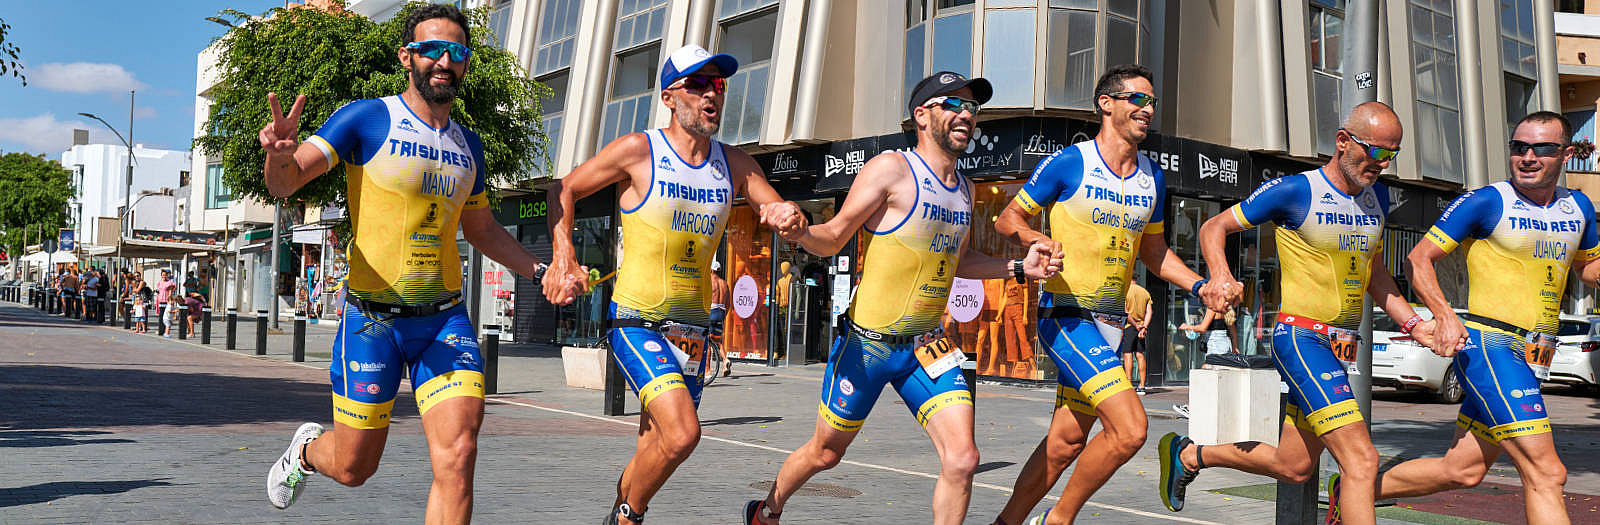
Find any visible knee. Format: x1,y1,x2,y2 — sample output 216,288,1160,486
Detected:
430,434,480,480
327,461,380,487
941,444,980,480
1338,447,1380,481
1107,422,1148,459
1281,462,1316,485
660,425,701,463
1442,461,1488,490
1523,459,1567,491
812,442,848,471
1045,434,1086,468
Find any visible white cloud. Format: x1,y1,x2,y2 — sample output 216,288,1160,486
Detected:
31,62,147,94
0,113,120,155
133,106,158,119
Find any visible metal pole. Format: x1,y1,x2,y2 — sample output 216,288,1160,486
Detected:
483,324,499,395
123,299,133,330
292,311,306,362
270,205,282,329
202,306,213,344
255,309,268,356
226,308,238,350
604,347,626,416
177,304,188,340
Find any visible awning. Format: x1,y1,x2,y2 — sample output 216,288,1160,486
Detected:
20,251,78,265
110,237,224,260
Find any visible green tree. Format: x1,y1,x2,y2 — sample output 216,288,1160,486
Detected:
0,153,73,257
195,1,551,209
0,16,24,86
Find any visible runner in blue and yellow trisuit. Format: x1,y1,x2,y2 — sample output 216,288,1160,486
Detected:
1157,102,1440,525
262,6,559,524
1352,111,1600,525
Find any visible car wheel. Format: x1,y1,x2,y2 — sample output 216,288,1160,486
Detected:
1434,364,1464,404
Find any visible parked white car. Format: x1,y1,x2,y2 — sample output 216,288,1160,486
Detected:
1372,308,1597,402
1548,315,1600,389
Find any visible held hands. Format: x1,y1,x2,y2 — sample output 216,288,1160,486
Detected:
760,201,807,241
541,256,590,306
1022,241,1063,279
1199,276,1243,312
1423,315,1469,358
260,93,307,158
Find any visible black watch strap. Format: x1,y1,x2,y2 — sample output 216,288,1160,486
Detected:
533,263,549,281
1011,259,1026,283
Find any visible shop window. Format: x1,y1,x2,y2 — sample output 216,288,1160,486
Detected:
724,205,773,360
714,2,779,145
941,182,1049,381
556,215,613,346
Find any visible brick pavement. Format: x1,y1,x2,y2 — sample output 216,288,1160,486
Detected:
4,300,1597,523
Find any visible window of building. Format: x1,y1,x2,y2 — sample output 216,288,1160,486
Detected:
599,0,665,151
1410,0,1465,183
487,0,513,49
205,163,230,209
1499,0,1538,124
1045,1,1153,110
532,0,582,175
537,72,569,172
179,170,191,188
982,6,1034,107
905,0,974,98
1310,0,1345,156
714,0,779,145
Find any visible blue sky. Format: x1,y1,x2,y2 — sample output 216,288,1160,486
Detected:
0,1,285,157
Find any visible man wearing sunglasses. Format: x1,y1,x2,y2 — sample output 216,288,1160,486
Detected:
987,64,1212,525
1157,102,1439,525
1349,112,1600,524
743,71,1061,525
542,44,806,525
260,6,558,524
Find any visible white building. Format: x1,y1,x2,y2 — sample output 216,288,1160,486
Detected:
59,143,189,246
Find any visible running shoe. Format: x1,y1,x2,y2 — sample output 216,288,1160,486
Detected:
1136,386,1148,395
1158,432,1200,512
1325,472,1342,525
1021,510,1049,525
267,422,323,509
744,499,778,524
1172,404,1190,419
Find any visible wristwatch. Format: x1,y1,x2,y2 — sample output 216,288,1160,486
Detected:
533,262,549,281
1190,278,1208,297
1010,259,1026,283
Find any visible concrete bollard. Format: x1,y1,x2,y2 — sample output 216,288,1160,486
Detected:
961,352,978,401
226,308,238,350
292,312,306,362
483,325,499,395
201,307,213,344
177,305,188,340
123,300,133,330
255,310,268,356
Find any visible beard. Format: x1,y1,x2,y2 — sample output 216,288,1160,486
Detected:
675,101,721,136
931,119,969,155
412,66,461,104
1336,152,1372,189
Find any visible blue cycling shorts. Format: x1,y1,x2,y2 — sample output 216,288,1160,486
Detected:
1038,308,1131,416
1455,325,1551,444
329,302,484,429
818,332,971,433
609,326,708,410
1272,322,1362,436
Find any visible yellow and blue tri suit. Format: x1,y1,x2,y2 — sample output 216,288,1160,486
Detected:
1425,181,1600,443
608,129,732,409
1232,168,1388,435
1013,140,1164,415
306,95,488,429
819,151,973,432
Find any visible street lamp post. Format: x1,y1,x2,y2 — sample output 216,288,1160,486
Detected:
80,90,136,309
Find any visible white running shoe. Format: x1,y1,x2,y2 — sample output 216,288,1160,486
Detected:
267,422,324,509
1172,404,1190,419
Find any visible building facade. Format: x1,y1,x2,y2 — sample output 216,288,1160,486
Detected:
59,143,190,246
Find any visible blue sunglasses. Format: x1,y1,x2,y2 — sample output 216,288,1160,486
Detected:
406,40,472,62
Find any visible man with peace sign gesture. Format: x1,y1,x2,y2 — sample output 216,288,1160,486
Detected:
261,6,567,524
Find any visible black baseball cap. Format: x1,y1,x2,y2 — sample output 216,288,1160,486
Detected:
907,71,993,116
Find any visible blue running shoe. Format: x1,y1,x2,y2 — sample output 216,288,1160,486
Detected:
1158,432,1199,511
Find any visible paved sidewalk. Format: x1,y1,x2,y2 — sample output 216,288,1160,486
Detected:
3,301,1595,523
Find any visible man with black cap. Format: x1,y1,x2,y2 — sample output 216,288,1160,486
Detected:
988,64,1217,525
742,72,1062,525
543,43,805,525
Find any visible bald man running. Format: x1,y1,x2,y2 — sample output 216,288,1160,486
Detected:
1155,102,1439,525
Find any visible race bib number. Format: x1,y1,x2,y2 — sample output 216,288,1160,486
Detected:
662,323,710,378
915,337,966,379
1328,327,1360,376
1523,332,1557,381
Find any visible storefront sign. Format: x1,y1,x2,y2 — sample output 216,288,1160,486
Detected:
491,191,549,226
946,277,984,323
733,274,760,319
955,118,1024,177
1384,181,1462,232
131,229,220,246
